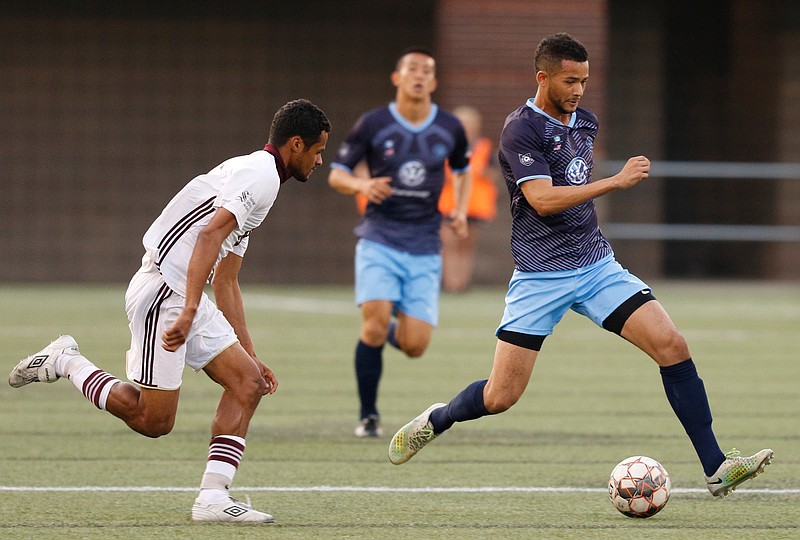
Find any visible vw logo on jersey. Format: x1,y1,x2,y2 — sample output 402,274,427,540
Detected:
565,157,589,185
398,160,426,187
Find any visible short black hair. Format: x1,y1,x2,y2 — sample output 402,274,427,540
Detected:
395,46,435,71
534,33,589,74
269,99,331,148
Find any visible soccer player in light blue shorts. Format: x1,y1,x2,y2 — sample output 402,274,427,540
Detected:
328,47,471,437
389,33,772,496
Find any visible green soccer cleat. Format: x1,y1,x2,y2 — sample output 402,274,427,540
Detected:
705,448,774,497
388,403,446,465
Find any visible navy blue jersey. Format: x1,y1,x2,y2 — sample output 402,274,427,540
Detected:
498,99,613,272
332,103,469,254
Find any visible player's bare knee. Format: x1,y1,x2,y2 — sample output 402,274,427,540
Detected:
402,342,428,358
658,330,690,363
361,321,389,347
236,372,266,409
483,391,518,414
133,415,175,438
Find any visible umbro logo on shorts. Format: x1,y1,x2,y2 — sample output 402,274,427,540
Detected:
27,355,48,369
224,505,248,517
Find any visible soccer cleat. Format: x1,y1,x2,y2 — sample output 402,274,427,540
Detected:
355,414,383,438
705,448,774,497
388,403,446,465
8,335,80,388
191,496,274,523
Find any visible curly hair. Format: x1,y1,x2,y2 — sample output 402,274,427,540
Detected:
269,99,331,148
534,33,589,74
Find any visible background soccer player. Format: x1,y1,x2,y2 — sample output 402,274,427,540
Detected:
328,47,472,438
9,99,331,522
389,34,773,498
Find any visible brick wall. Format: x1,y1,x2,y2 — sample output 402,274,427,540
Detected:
435,0,609,284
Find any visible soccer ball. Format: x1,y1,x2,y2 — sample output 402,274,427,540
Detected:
608,456,671,518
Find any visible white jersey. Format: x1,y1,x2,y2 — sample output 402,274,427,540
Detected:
141,150,281,296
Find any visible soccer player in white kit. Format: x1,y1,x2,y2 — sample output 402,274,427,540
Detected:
9,99,330,523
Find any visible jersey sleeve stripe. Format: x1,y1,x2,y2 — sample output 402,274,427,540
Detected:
155,196,216,268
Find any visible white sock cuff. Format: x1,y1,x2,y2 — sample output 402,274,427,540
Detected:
58,354,91,379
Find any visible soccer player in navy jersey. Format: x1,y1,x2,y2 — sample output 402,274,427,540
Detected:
328,47,471,438
389,33,772,497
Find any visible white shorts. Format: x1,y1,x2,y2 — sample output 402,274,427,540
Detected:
124,267,238,390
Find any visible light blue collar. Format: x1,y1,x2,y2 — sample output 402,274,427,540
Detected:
389,102,439,132
526,98,576,128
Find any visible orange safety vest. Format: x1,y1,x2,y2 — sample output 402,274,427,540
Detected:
438,137,497,221
354,137,498,220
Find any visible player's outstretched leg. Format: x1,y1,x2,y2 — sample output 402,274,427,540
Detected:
705,448,774,497
388,403,446,464
8,335,79,387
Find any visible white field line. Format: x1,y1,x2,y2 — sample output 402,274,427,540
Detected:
1,485,798,495
245,294,354,315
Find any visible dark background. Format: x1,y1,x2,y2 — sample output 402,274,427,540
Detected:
2,0,798,284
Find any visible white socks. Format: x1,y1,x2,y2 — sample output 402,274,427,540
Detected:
59,354,120,411
198,435,246,504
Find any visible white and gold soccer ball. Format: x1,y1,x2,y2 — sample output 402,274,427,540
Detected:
608,455,671,518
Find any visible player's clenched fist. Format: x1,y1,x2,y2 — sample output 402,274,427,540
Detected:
615,155,650,189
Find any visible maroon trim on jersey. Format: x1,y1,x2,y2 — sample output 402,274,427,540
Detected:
263,144,290,183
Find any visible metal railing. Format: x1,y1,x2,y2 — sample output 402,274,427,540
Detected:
599,161,800,242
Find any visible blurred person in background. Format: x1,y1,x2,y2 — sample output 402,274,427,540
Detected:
328,47,472,438
438,105,499,292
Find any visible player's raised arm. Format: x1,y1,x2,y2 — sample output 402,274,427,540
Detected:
520,156,650,217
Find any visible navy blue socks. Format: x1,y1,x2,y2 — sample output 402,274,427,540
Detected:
355,341,384,419
660,359,726,476
429,379,491,434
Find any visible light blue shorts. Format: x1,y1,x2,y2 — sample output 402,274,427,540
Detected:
355,239,441,326
497,255,650,336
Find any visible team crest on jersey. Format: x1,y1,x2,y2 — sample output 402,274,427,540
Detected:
433,143,448,159
565,157,589,185
236,190,255,211
518,153,534,166
398,160,426,187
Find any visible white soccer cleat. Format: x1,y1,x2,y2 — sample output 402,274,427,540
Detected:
355,414,383,438
388,403,446,465
705,448,774,497
191,496,274,523
8,335,80,388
